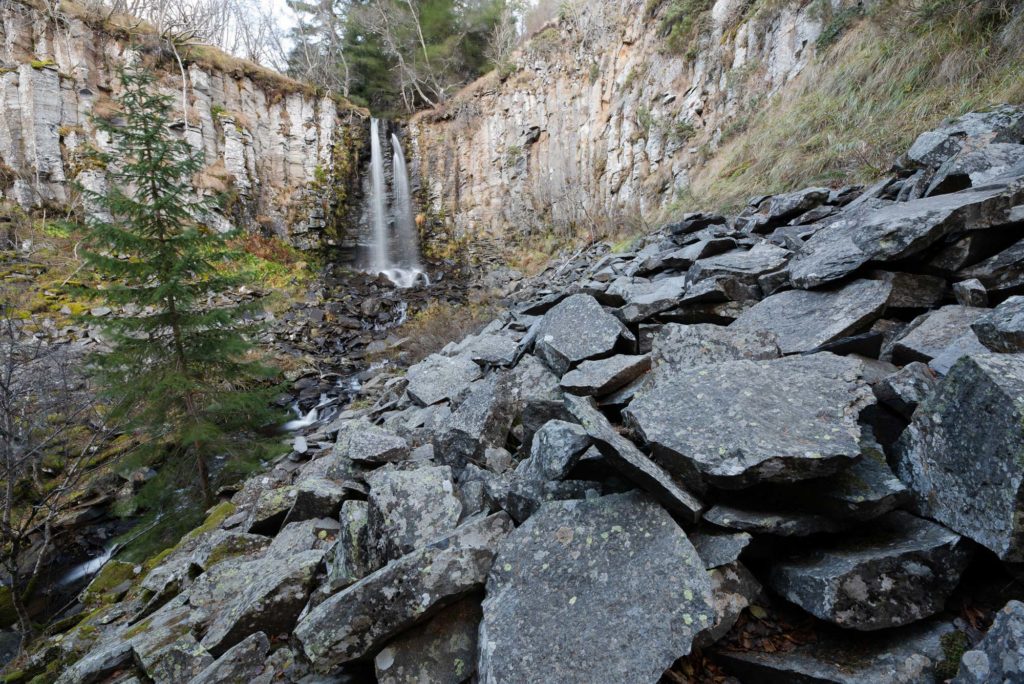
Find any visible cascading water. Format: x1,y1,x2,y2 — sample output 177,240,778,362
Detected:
364,118,429,289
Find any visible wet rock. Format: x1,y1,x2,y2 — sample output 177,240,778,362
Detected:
192,549,324,656
718,617,959,683
374,598,482,684
559,354,651,396
434,372,517,471
790,184,1024,288
953,278,989,307
294,513,513,670
624,354,873,488
534,294,628,375
187,632,269,684
405,354,481,406
895,353,1024,560
971,295,1024,352
697,562,762,648
515,419,592,482
477,492,713,684
650,323,780,370
327,500,371,591
731,279,892,354
768,511,970,630
565,395,703,523
690,528,752,569
891,305,988,364
366,465,462,565
952,600,1024,684
337,422,409,465
873,361,937,418
705,504,845,536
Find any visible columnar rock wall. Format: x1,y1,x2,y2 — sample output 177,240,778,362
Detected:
410,0,843,237
0,1,366,248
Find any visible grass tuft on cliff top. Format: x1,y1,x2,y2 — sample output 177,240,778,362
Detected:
678,0,1024,213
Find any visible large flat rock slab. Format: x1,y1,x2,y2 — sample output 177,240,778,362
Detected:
534,293,628,375
477,492,712,684
650,323,780,369
895,353,1024,560
730,279,892,354
789,184,1023,288
624,354,874,488
406,354,482,406
559,354,651,396
294,513,513,671
767,511,969,631
890,305,988,364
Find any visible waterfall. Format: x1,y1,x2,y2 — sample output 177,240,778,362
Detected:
364,119,428,289
391,132,420,269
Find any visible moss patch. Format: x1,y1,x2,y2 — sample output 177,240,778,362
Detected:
79,560,137,607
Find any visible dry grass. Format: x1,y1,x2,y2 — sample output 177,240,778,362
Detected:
382,299,499,365
672,0,1024,214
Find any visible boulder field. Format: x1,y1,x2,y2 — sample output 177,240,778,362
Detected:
48,107,1024,683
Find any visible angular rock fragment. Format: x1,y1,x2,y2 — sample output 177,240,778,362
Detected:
704,504,846,536
374,598,482,684
337,422,409,465
871,271,947,310
690,528,752,569
953,278,989,307
718,617,960,684
283,476,348,524
327,500,371,591
928,143,1024,196
514,354,569,445
650,323,780,370
790,184,1023,288
927,329,990,375
559,354,651,396
958,235,1024,296
873,361,937,418
294,513,513,670
971,295,1024,352
891,305,988,364
688,243,791,284
366,465,462,564
193,549,324,656
730,279,891,354
477,492,713,684
952,600,1024,684
405,354,481,406
895,353,1024,560
434,372,517,470
624,354,874,488
514,419,592,482
696,562,762,648
54,640,133,684
534,294,627,375
768,512,970,631
565,395,703,523
187,632,270,684
787,444,908,521
616,275,688,323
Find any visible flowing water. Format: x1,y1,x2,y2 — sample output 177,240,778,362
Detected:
365,119,428,288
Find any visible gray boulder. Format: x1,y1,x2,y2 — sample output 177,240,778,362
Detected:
406,354,481,406
873,361,937,418
895,353,1024,560
477,492,713,684
717,616,960,683
534,294,628,375
616,275,688,323
972,295,1024,352
187,632,270,684
337,422,409,465
559,354,651,396
928,143,1024,196
283,476,348,525
650,323,780,369
891,305,988,364
690,528,752,569
767,511,970,631
327,500,371,591
959,232,1024,296
688,243,791,284
513,354,570,447
953,278,989,307
374,598,482,684
565,395,704,523
434,372,517,471
906,106,1024,169
294,513,513,670
624,354,874,488
952,600,1024,684
515,419,592,482
730,279,892,354
366,465,463,565
790,184,1023,288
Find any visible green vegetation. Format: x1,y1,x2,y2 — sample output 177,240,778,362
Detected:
677,0,1024,213
936,630,971,680
647,0,715,56
78,67,285,506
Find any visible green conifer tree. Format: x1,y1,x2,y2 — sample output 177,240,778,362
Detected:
79,66,281,505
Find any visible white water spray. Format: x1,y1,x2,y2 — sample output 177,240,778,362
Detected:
364,119,427,288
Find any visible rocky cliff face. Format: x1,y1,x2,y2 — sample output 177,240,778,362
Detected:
0,1,366,248
410,0,847,237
